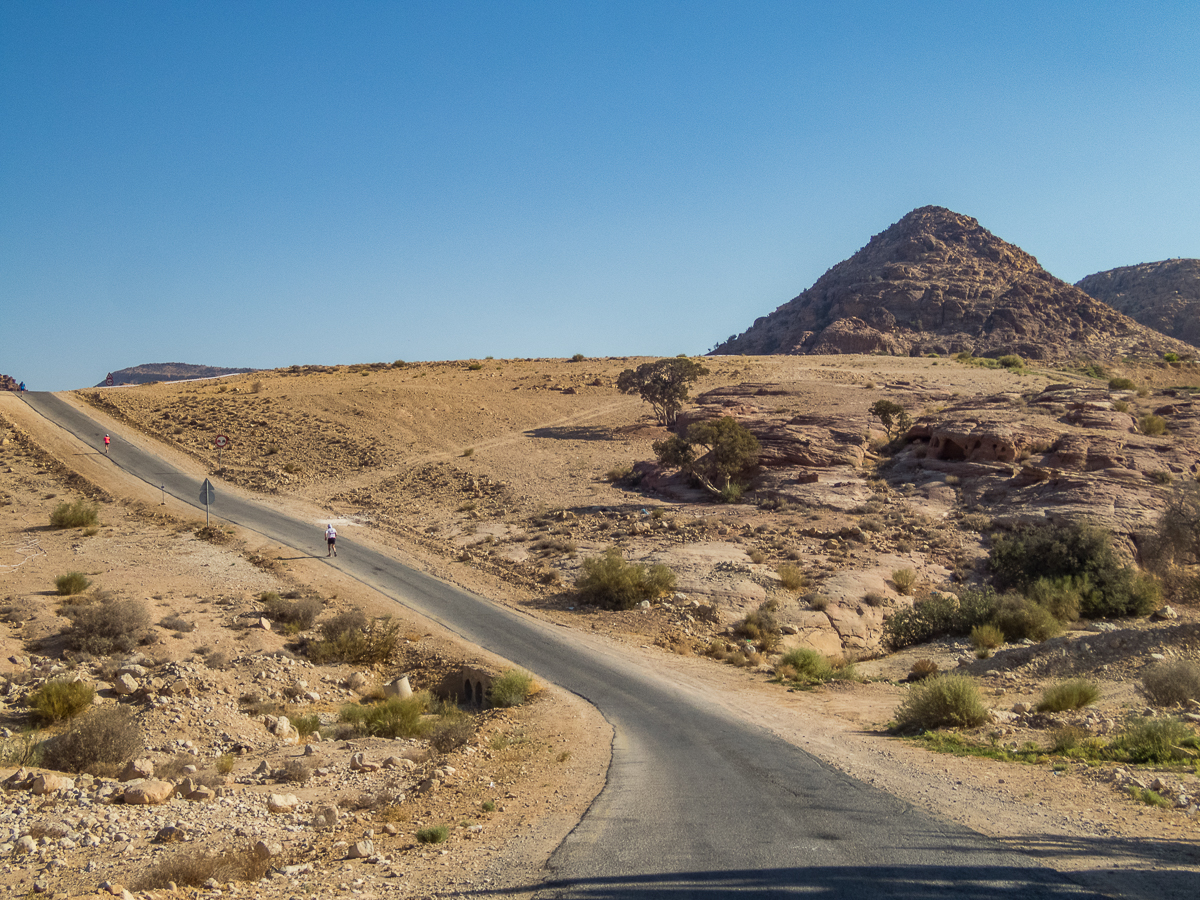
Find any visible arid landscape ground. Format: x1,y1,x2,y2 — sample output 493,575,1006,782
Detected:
2,352,1199,899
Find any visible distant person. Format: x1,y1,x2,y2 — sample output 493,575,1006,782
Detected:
103,434,110,455
325,524,337,557
18,382,25,392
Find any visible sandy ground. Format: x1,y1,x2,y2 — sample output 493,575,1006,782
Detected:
2,353,1199,898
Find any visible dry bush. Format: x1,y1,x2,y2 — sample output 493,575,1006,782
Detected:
204,650,232,670
42,705,142,775
133,846,269,890
908,659,939,681
488,669,536,708
260,591,323,631
61,597,153,656
276,759,312,784
158,615,194,633
970,623,1004,652
777,564,806,592
301,609,401,665
735,599,780,651
1037,680,1101,712
575,548,676,610
891,568,918,595
1141,660,1200,706
50,500,98,529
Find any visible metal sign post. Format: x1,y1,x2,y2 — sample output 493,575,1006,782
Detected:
214,434,229,471
199,479,216,527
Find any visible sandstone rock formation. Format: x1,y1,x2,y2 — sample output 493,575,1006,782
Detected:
1076,259,1200,348
713,206,1197,362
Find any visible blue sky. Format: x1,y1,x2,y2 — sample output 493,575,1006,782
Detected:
3,1,1198,391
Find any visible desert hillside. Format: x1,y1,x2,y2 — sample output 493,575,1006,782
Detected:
713,206,1197,362
1078,259,1200,349
96,363,259,388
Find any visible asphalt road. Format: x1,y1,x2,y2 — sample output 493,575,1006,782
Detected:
19,391,1105,899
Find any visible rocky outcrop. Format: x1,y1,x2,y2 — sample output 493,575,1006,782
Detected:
94,362,257,388
713,206,1197,362
1077,259,1200,348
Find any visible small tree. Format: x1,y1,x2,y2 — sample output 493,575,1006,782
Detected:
617,358,709,428
869,399,912,440
653,417,759,498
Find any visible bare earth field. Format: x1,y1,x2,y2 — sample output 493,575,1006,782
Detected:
1,353,1199,899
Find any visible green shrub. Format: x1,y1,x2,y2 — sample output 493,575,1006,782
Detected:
1108,377,1137,391
969,623,1004,652
339,693,430,739
1141,659,1200,706
997,355,1025,369
777,648,832,682
989,522,1159,618
49,500,99,529
736,600,780,651
291,713,321,737
489,670,535,708
28,680,94,723
891,568,917,595
1024,577,1082,624
1139,414,1167,436
777,565,806,591
570,353,585,362
1126,785,1171,807
61,597,153,656
416,825,449,844
260,592,323,630
41,705,143,775
55,572,91,596
883,589,999,650
575,548,676,610
894,675,989,732
1111,717,1199,764
301,610,401,664
467,362,483,370
869,399,912,439
992,593,1062,642
1037,680,1101,712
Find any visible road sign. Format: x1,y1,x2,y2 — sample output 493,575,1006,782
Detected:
214,435,229,449
199,479,216,504
105,373,113,387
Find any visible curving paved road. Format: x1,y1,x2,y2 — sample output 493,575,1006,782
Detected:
19,392,1102,899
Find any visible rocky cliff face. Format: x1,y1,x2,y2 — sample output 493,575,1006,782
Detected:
713,206,1196,362
1076,259,1200,349
97,362,257,387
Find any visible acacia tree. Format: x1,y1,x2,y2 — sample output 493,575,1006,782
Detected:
653,416,760,500
869,399,912,440
617,358,709,428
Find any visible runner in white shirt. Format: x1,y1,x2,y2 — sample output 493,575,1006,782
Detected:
325,524,337,557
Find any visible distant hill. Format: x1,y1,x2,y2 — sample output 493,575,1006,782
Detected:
1076,259,1200,349
97,363,258,387
712,206,1197,362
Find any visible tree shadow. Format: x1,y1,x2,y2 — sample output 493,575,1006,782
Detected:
524,425,616,442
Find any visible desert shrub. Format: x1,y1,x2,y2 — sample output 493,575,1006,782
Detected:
55,572,91,596
997,354,1025,370
28,680,94,724
416,825,449,844
429,708,475,752
989,522,1158,618
1126,785,1172,807
778,648,831,682
575,548,676,610
291,713,321,737
1111,717,1199,764
883,589,1000,650
894,675,989,732
49,500,99,529
569,352,585,362
133,846,269,889
204,650,231,670
1108,377,1137,391
339,693,430,739
1112,399,1130,412
863,591,887,607
1037,680,1101,712
892,568,917,595
991,593,1062,642
604,464,633,483
748,549,767,564
1141,659,1200,706
969,623,1004,652
1050,724,1089,754
261,592,322,630
736,600,780,651
158,615,194,633
61,597,153,656
1024,577,1082,624
301,610,401,665
777,564,806,592
489,669,536,708
41,705,143,775
1139,414,1167,436
908,659,939,681
276,759,312,784
869,399,912,439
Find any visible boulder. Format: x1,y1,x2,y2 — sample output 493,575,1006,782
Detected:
119,758,155,782
112,673,139,695
347,839,375,859
123,780,175,805
267,793,299,813
30,773,72,795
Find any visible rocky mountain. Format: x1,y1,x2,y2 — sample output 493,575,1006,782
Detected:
1076,259,1200,349
97,362,257,387
713,206,1197,362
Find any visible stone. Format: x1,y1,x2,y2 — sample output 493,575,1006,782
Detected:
311,804,340,828
253,839,283,859
31,773,72,795
347,839,375,859
119,758,155,782
154,825,187,843
267,793,300,813
112,673,139,695
347,672,370,691
123,780,175,805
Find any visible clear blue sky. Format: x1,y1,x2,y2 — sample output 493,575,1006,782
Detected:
3,1,1198,391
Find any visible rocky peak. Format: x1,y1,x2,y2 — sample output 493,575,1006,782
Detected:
1076,259,1200,348
713,206,1197,362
